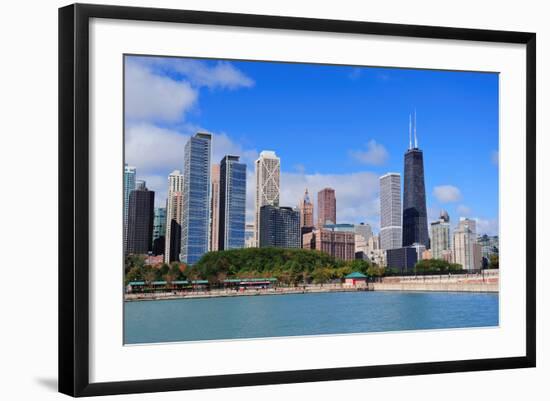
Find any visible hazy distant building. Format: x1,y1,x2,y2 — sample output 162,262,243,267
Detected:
126,187,155,255
244,224,255,248
255,151,280,246
152,207,166,256
317,188,336,227
135,180,146,190
453,218,481,270
355,223,373,243
379,173,402,250
210,164,220,252
181,132,212,264
219,155,247,250
303,226,355,261
431,210,451,260
259,205,300,248
402,114,429,248
386,247,418,273
477,234,499,259
299,188,314,229
164,170,183,263
123,164,136,254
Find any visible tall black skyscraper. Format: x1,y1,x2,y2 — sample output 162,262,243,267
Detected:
126,186,155,255
402,113,429,248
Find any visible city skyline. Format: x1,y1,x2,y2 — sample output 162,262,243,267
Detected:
124,55,499,236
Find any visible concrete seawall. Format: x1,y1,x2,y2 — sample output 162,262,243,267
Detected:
373,271,499,293
373,282,498,293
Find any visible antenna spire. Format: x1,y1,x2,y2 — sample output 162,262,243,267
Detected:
408,114,412,150
414,109,418,148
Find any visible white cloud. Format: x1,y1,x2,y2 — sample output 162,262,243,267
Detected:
457,204,472,216
433,185,462,203
167,59,255,89
474,217,499,236
125,61,198,123
130,56,255,90
349,140,389,166
126,123,190,173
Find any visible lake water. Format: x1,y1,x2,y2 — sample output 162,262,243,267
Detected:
124,291,499,344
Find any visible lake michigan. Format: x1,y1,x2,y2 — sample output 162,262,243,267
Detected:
124,291,499,344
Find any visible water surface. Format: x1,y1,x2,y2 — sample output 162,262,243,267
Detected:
124,291,499,344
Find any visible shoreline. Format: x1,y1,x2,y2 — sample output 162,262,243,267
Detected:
124,285,372,302
125,281,499,302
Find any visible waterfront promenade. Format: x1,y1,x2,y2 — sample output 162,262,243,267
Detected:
374,269,499,293
125,270,498,301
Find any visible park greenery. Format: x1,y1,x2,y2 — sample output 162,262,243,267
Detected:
124,247,499,286
124,248,375,286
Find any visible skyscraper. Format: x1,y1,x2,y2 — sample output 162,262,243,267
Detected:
126,186,155,255
255,151,280,246
210,164,220,252
431,210,451,260
219,155,247,250
123,164,136,254
379,173,402,250
317,187,336,227
164,170,183,263
299,188,314,228
259,205,300,249
453,218,481,270
402,113,429,248
152,207,166,256
181,132,212,264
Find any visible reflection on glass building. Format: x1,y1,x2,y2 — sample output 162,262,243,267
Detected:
180,132,212,264
219,155,247,250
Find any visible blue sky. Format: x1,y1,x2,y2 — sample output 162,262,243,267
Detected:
124,55,499,235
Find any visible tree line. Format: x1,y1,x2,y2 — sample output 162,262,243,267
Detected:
125,247,498,286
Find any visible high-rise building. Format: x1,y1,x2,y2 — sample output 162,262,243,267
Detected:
210,164,220,252
259,205,300,249
453,218,481,270
431,210,451,260
219,155,247,250
152,207,166,256
164,170,183,263
255,151,280,246
402,113,429,248
126,186,155,255
299,188,314,229
379,173,402,250
317,187,336,227
244,223,255,248
386,247,418,273
355,222,373,243
181,132,212,264
303,226,355,261
123,164,136,254
135,180,146,190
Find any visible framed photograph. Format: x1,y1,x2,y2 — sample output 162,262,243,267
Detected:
59,3,536,397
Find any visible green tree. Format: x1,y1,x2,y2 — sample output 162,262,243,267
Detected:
367,265,385,277
489,254,499,269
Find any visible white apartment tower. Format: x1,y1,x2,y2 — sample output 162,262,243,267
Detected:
164,170,184,263
379,173,402,250
431,210,451,260
452,218,482,270
254,151,280,246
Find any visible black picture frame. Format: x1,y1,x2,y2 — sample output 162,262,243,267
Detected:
59,3,536,397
